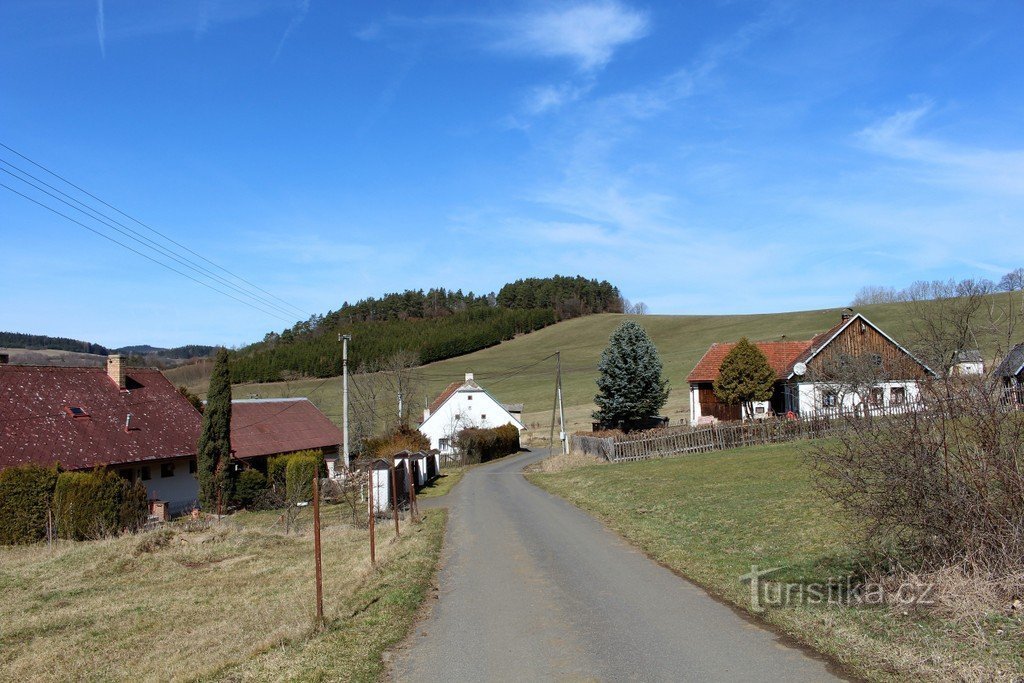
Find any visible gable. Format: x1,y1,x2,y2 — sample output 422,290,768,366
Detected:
801,316,931,380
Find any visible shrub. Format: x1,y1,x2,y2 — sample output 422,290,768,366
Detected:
285,450,326,502
267,455,289,492
53,469,148,541
235,469,268,509
456,424,520,464
0,464,59,545
364,425,430,458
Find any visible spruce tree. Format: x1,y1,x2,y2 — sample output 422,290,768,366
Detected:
593,321,669,429
197,348,234,510
713,338,777,419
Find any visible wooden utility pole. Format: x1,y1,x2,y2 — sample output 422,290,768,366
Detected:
312,474,324,628
556,351,568,455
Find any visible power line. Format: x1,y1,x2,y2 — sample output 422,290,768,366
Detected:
0,163,304,320
0,141,310,318
0,181,296,324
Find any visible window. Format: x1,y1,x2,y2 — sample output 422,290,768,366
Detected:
870,353,883,367
139,466,151,481
189,459,197,474
891,387,906,405
754,406,766,414
439,437,450,451
480,414,487,420
870,388,884,406
467,395,473,400
66,406,89,418
160,463,175,478
822,392,838,408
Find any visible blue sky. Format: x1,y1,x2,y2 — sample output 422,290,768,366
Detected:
2,1,1023,348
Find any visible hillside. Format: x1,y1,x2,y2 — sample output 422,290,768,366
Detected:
170,295,1024,438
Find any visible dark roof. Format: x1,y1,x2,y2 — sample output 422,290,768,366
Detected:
427,381,463,415
0,365,202,470
502,403,524,413
230,399,344,459
687,340,813,383
995,344,1024,378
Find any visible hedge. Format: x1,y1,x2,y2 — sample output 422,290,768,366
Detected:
53,470,148,541
456,424,521,464
284,450,328,503
235,469,268,509
0,464,59,545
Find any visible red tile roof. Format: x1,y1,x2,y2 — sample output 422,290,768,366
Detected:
686,340,814,383
0,365,202,470
230,399,344,459
427,381,462,415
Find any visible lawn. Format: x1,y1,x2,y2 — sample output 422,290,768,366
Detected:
415,465,466,499
528,442,1024,681
0,505,445,682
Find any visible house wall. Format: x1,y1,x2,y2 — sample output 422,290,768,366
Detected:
953,361,985,376
118,456,198,516
689,382,774,425
794,380,922,415
805,319,929,380
419,387,523,453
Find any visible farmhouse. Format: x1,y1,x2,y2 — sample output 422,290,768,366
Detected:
418,372,525,454
230,398,346,475
0,356,202,515
687,312,934,425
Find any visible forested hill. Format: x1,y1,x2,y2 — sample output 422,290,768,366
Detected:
0,332,110,355
230,275,622,383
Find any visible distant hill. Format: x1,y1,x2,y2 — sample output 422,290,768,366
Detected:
0,331,109,355
0,331,216,367
229,275,623,383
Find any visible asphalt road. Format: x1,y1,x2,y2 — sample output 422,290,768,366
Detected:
392,449,845,682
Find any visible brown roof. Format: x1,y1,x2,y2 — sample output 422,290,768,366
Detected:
687,340,814,384
785,320,846,372
230,399,344,459
0,365,202,470
427,381,462,415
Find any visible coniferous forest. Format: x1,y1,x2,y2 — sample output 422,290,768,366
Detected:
229,275,622,383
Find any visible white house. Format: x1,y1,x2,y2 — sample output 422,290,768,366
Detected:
952,349,985,376
687,312,935,425
418,372,525,454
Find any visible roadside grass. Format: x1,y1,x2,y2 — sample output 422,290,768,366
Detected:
416,466,466,499
0,505,445,682
528,442,1024,681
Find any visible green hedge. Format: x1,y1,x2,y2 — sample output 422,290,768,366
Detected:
456,424,521,464
284,450,326,502
0,464,59,545
53,470,148,541
235,469,268,509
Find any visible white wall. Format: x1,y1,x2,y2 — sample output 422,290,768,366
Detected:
796,380,922,415
122,457,198,516
420,386,523,453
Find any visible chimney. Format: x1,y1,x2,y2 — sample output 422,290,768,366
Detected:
465,372,474,382
107,354,126,389
423,408,431,421
0,353,8,365
841,308,854,322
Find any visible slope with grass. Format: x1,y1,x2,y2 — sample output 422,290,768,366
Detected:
0,506,445,682
191,298,974,436
528,442,1024,681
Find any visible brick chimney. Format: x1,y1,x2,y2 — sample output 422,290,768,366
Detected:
107,354,126,389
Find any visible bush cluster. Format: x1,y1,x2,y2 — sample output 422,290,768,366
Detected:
234,469,268,510
456,424,520,464
364,425,430,458
0,464,59,544
52,469,148,541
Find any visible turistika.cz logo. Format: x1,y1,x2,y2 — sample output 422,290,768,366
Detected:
739,565,935,613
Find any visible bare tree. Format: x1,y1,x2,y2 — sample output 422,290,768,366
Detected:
376,349,423,428
904,278,994,376
851,285,901,306
999,267,1024,292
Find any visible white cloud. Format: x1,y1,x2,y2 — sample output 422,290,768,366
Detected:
495,1,649,72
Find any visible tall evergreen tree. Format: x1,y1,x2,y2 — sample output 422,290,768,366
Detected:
197,348,234,510
713,338,777,419
593,321,669,429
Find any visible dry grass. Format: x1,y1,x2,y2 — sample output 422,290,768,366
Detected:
0,505,446,682
537,451,608,473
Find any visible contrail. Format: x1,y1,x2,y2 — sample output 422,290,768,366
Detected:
96,0,106,58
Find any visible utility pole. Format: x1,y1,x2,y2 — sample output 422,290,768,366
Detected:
339,334,351,468
556,351,568,455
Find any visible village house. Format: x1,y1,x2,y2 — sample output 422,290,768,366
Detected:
0,356,346,515
952,349,985,376
0,355,202,515
687,312,934,425
418,372,525,454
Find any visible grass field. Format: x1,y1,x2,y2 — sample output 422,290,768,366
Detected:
0,506,445,682
528,442,1024,681
167,294,1023,437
